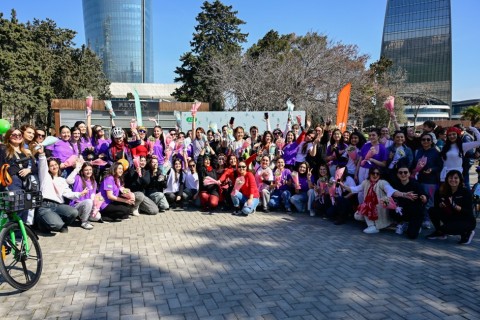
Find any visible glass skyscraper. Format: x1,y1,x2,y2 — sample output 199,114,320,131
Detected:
83,0,153,83
381,0,452,107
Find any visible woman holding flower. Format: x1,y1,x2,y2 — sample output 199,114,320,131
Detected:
386,131,413,174
340,167,416,234
268,158,293,212
355,128,388,184
326,129,348,177
289,162,315,213
307,164,332,217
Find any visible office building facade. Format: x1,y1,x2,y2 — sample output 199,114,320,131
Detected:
381,0,452,121
82,0,153,83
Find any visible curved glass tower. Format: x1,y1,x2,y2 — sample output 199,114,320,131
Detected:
83,0,153,83
381,0,452,107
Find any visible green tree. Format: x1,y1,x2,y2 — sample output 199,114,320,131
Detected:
461,104,480,126
0,11,110,127
173,0,248,108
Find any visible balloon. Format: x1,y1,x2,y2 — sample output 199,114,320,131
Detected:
0,119,10,134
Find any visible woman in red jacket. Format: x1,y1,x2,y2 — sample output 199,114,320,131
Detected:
231,160,260,216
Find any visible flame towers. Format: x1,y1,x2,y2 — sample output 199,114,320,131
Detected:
381,0,452,107
82,0,153,83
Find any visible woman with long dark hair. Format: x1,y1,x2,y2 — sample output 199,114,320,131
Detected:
427,170,476,244
439,126,480,181
67,162,97,229
326,129,348,177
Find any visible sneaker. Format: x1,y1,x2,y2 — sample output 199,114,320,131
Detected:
59,226,69,233
422,220,432,229
286,207,292,214
426,231,447,240
132,209,140,216
232,208,241,215
363,226,379,234
263,207,270,213
395,223,408,235
309,210,316,217
458,230,475,245
81,222,94,230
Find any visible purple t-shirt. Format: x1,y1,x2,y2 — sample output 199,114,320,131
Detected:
99,176,121,210
278,169,292,192
80,137,93,153
49,140,76,162
70,175,97,206
360,142,387,169
152,139,165,165
282,143,298,166
93,138,111,156
326,143,348,165
298,175,313,192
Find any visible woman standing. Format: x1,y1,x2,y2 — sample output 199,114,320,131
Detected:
150,125,166,172
355,128,388,184
131,126,150,157
326,129,348,177
427,170,476,244
48,125,78,175
439,126,480,181
386,131,414,172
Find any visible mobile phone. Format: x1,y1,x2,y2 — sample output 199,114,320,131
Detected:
264,112,269,120
229,117,235,125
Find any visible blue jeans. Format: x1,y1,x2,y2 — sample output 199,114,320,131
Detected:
36,202,78,232
290,191,308,213
231,192,259,215
268,189,292,210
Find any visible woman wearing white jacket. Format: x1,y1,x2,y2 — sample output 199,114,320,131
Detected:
35,147,86,233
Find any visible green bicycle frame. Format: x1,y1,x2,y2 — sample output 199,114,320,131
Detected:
0,211,30,253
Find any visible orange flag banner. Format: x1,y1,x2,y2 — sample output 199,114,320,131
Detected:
336,83,351,132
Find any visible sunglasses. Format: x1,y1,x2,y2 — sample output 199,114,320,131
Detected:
189,165,195,168
371,172,381,176
397,171,409,175
274,132,281,135
139,130,146,133
36,134,46,138
10,133,22,139
238,165,247,169
96,128,104,132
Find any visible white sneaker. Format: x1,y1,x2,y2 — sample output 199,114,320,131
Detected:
395,223,408,235
81,222,94,230
363,226,379,234
132,209,140,216
309,210,316,217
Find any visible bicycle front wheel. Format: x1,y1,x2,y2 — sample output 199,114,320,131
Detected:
0,222,43,291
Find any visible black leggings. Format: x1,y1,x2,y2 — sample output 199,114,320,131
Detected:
100,201,131,220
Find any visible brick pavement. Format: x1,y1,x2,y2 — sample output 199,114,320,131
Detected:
0,209,478,319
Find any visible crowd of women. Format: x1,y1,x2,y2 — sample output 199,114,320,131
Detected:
0,107,477,245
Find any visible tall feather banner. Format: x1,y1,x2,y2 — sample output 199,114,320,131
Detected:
336,83,351,133
133,88,143,126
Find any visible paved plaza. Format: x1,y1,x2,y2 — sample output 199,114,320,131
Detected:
0,208,478,320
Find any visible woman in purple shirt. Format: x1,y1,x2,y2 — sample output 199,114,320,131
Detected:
67,162,97,230
48,126,78,175
326,129,348,177
268,158,293,212
99,162,135,221
289,162,315,213
282,131,304,170
355,128,388,184
150,126,166,169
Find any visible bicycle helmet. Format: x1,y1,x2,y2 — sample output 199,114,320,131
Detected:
111,127,124,139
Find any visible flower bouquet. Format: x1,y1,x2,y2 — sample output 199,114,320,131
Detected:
203,176,220,186
328,178,337,204
174,111,181,129
389,147,406,169
90,158,108,166
86,95,93,116
191,100,201,117
346,145,357,160
63,155,78,168
231,176,245,195
35,136,59,150
286,99,295,122
291,171,301,190
360,146,378,166
130,118,137,132
274,169,282,189
90,193,104,222
120,187,135,201
411,156,427,178
104,100,116,118
133,156,141,177
384,96,395,116
241,138,251,152
381,196,397,209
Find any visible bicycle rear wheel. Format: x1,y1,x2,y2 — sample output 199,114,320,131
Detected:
0,222,43,291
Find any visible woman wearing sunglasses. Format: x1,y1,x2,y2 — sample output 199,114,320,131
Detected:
413,132,443,229
390,164,428,239
231,160,259,216
340,167,416,234
131,126,150,157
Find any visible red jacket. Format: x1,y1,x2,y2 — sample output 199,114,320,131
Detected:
239,172,259,198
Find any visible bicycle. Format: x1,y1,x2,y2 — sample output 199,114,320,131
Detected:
0,190,43,291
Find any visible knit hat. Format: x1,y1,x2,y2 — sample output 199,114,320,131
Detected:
446,127,462,136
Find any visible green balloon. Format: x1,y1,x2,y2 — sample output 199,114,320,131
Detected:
0,119,11,134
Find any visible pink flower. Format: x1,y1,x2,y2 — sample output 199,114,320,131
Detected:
384,96,395,115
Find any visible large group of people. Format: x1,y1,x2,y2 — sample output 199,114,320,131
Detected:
0,106,477,245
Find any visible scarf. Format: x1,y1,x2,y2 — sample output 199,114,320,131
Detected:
358,182,379,221
111,141,125,160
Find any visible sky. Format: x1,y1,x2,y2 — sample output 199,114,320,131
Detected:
0,0,478,101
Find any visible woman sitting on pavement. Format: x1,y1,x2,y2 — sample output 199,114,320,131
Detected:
307,164,332,218
390,164,428,239
145,156,169,212
289,161,315,213
427,170,476,244
164,158,188,209
36,149,81,233
340,167,416,234
231,160,260,216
